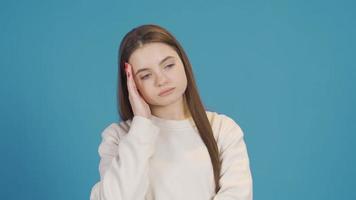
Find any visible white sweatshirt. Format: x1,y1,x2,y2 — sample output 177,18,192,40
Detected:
89,110,253,200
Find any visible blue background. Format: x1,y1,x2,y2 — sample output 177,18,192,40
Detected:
1,0,355,199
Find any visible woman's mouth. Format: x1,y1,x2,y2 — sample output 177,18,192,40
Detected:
158,87,175,96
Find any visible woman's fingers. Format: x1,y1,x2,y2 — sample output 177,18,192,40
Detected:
124,62,152,118
125,62,139,97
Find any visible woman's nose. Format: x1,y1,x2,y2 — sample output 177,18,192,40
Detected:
156,72,169,86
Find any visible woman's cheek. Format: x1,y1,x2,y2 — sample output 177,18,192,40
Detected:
138,85,148,95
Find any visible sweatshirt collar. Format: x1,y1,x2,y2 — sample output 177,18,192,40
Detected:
150,114,196,130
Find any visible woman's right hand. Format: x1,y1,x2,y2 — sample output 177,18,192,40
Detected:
125,62,152,119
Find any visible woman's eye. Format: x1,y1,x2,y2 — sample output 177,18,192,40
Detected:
165,64,174,69
141,74,151,80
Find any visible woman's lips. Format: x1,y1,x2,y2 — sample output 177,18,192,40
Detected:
159,87,175,96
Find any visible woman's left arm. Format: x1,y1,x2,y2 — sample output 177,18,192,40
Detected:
213,116,253,200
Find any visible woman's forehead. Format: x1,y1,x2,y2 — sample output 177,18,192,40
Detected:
129,43,178,70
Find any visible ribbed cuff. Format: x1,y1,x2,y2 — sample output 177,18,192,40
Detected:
128,115,160,144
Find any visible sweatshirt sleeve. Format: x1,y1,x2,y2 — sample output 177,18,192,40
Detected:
213,115,253,200
89,115,160,200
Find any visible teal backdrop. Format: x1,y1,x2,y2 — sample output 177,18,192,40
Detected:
1,0,355,199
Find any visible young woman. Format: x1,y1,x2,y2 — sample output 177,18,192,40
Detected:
90,24,253,200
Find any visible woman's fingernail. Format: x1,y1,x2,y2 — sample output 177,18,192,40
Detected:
128,71,130,78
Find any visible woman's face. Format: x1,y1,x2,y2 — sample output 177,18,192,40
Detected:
128,42,188,106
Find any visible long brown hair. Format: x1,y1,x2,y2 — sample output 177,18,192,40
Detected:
117,24,221,193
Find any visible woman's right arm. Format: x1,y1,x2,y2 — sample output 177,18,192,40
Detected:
90,115,160,200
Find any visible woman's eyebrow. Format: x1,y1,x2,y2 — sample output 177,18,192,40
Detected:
159,55,175,65
135,56,175,76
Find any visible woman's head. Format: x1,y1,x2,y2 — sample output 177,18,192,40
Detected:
128,42,188,107
117,24,221,193
118,24,198,118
